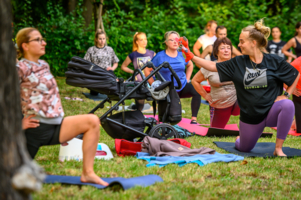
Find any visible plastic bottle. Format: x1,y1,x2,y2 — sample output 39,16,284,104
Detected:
151,80,162,89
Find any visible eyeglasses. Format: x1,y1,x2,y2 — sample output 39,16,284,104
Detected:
27,37,46,44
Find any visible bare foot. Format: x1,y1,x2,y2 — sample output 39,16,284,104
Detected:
81,172,109,186
273,148,287,157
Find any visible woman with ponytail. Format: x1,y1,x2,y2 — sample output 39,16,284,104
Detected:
84,29,119,95
17,28,108,186
282,22,301,59
178,19,300,156
121,32,155,110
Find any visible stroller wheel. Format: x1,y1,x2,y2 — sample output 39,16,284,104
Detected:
148,123,180,140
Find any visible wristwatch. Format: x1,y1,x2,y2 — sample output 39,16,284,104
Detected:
284,91,290,98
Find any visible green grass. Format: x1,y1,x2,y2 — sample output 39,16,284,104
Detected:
33,77,301,200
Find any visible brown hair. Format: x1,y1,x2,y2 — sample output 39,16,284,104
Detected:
94,29,107,46
132,32,146,52
16,27,38,58
295,22,301,36
242,19,270,51
164,31,180,48
205,20,217,33
212,37,233,59
216,25,226,34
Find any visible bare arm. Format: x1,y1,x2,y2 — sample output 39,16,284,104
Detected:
144,67,154,85
286,73,300,95
107,62,118,71
282,38,297,59
233,46,242,56
185,61,193,81
200,45,212,59
120,56,134,74
193,40,202,57
191,70,212,103
191,56,217,72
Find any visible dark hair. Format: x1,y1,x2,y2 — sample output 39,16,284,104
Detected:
212,37,232,59
295,22,301,36
215,26,226,34
271,26,281,32
242,19,270,51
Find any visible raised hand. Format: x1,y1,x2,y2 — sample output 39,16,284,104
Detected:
176,37,194,62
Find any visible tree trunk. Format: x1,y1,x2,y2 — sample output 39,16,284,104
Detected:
83,0,93,27
0,1,45,199
68,0,77,14
96,0,105,32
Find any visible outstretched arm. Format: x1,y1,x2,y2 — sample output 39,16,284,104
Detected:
233,46,242,56
178,37,217,72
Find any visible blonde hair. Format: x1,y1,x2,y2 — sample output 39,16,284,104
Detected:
205,20,217,33
242,19,271,51
132,32,146,52
94,29,107,46
16,27,38,58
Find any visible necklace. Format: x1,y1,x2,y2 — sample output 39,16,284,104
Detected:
249,59,258,70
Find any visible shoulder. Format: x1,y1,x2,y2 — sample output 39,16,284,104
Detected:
264,53,285,64
146,49,155,54
105,46,114,51
154,50,165,57
87,46,95,51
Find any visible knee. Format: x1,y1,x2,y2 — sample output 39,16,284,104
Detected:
87,114,100,128
279,99,295,112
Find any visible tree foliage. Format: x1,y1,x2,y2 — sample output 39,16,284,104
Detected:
12,0,301,77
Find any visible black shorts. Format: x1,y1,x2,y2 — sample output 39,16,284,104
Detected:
25,122,62,159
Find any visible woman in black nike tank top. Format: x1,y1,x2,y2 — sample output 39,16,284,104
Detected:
282,22,301,59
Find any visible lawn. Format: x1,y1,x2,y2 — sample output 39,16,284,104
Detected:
33,77,301,200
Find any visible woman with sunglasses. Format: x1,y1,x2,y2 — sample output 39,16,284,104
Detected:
17,27,108,186
144,31,201,124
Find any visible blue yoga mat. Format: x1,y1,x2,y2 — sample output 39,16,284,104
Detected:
82,92,107,101
136,152,244,167
201,99,209,105
44,175,163,190
214,142,301,158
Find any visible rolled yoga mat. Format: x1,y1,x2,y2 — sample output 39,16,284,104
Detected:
44,175,163,190
214,142,301,158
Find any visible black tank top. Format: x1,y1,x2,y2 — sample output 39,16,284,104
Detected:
294,37,301,58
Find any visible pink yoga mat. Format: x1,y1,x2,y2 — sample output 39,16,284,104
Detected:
271,127,301,137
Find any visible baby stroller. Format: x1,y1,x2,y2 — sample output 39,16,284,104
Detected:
66,56,183,141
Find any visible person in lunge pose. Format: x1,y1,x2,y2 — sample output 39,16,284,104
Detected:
121,32,155,111
144,31,201,124
192,37,239,128
17,27,108,186
178,19,300,156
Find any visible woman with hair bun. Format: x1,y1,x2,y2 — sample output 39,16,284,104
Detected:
178,19,300,156
282,22,301,59
84,29,119,95
120,32,155,111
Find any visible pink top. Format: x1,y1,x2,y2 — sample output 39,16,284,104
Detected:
17,59,64,124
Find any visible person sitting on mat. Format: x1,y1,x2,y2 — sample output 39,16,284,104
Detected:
177,19,300,156
120,32,156,111
192,37,240,128
144,31,201,124
17,27,108,186
84,29,119,96
200,26,242,62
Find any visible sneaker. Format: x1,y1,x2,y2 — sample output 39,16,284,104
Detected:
190,120,197,124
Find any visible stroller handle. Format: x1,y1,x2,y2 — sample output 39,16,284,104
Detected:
144,61,182,89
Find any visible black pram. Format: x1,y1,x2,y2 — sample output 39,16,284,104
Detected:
66,56,183,141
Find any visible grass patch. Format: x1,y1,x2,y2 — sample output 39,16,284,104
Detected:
33,77,301,199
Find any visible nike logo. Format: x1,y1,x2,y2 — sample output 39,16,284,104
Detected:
244,70,264,85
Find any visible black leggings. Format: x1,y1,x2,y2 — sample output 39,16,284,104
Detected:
293,95,301,133
177,82,201,117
